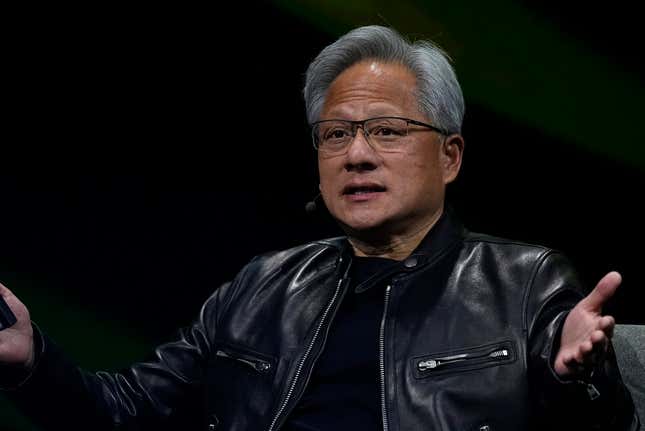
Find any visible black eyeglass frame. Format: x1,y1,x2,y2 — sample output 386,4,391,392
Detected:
310,116,449,151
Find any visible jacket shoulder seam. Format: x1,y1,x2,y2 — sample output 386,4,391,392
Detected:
463,233,551,251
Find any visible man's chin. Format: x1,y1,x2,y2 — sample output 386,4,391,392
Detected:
337,216,394,240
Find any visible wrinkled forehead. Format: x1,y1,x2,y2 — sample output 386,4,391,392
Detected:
321,60,421,120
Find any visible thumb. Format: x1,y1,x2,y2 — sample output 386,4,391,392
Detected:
0,282,24,316
581,271,621,312
0,281,14,299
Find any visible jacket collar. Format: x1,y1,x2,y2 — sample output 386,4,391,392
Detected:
349,207,465,293
404,206,465,268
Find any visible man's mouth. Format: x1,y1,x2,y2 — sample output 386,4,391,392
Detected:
342,184,387,198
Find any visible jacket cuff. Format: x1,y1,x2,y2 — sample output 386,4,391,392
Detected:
543,312,602,397
541,313,637,428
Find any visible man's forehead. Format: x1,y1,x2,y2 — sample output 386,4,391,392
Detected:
367,61,387,76
321,61,419,119
333,60,413,82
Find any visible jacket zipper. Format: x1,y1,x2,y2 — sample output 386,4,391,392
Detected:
417,346,510,372
380,284,392,431
578,370,601,400
267,276,346,431
214,349,272,373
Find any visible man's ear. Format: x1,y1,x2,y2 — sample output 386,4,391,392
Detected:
441,134,464,185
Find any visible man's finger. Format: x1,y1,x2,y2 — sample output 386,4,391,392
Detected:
0,282,13,299
563,353,578,368
590,329,606,344
581,271,621,312
590,331,609,356
580,340,593,355
599,315,615,338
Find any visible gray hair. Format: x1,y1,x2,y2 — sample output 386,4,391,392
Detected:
304,25,464,134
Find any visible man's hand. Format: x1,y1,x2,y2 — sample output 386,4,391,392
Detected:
554,271,620,378
0,282,35,369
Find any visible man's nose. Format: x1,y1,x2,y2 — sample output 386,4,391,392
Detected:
344,128,379,172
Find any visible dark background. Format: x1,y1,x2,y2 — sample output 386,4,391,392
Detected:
1,1,643,429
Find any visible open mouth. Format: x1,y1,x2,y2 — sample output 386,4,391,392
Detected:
342,185,387,195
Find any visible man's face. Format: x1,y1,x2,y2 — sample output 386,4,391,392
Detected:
317,61,461,238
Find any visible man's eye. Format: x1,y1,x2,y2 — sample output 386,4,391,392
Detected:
325,129,350,140
371,126,403,136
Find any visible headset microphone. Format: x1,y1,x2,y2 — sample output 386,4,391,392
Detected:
305,193,322,214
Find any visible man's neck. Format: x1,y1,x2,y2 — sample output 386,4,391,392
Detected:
347,211,443,261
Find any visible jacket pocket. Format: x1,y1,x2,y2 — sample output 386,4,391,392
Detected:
206,342,277,430
213,341,275,374
412,340,516,379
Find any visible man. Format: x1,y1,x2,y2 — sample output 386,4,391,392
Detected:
0,25,639,430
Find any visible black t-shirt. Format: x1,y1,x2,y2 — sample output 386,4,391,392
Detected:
282,255,398,431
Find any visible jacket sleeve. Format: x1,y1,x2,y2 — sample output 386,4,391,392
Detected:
525,251,639,430
1,279,236,431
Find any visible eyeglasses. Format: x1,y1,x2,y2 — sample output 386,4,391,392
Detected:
311,116,448,155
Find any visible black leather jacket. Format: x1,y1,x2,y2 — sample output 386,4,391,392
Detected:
5,214,639,430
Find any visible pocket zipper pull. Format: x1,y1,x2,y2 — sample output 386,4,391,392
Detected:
488,349,509,358
418,359,439,371
586,383,600,400
215,349,272,373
